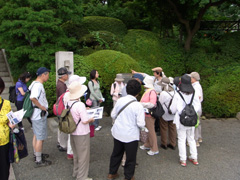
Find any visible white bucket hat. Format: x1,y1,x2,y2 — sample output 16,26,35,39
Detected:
143,76,155,89
68,81,87,100
69,75,86,85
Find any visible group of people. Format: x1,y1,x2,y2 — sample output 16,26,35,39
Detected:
0,65,203,180
108,67,203,180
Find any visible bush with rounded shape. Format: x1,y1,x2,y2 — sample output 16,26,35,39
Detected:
76,16,127,38
79,31,122,56
74,50,141,113
203,67,240,117
118,29,185,76
44,72,57,115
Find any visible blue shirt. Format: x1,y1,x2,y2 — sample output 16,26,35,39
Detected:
15,80,28,101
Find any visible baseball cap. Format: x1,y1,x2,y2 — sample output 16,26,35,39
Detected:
36,67,50,76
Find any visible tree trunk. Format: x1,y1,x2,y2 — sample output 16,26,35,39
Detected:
184,33,193,51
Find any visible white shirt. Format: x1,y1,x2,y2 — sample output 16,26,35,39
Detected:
111,95,145,143
29,81,48,120
170,91,201,130
159,91,175,121
192,81,203,102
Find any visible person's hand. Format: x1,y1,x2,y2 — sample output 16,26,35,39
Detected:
40,105,47,111
99,99,103,103
131,69,137,74
8,122,15,129
89,118,95,123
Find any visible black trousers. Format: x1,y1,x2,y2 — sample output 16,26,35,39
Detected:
16,100,32,127
109,138,138,180
0,143,10,180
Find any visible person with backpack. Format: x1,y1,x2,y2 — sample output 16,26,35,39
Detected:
64,81,94,180
56,67,71,153
107,79,145,180
0,77,15,180
15,72,32,129
158,77,176,150
110,74,125,107
139,76,159,156
190,72,203,147
88,69,104,131
29,67,52,168
170,74,201,167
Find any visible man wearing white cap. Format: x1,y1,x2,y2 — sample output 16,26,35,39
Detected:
190,72,203,147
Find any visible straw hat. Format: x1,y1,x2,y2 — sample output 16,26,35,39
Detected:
115,74,124,81
68,81,87,100
152,67,163,72
143,76,154,89
179,74,194,93
69,75,86,85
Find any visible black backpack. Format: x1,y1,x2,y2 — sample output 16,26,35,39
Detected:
9,86,17,103
149,90,165,119
178,90,198,127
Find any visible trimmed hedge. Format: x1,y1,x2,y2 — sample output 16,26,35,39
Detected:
79,31,122,56
118,29,185,76
76,16,127,38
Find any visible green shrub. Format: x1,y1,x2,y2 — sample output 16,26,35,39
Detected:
118,29,185,77
44,72,57,115
203,67,240,117
74,50,140,113
74,16,127,39
79,31,123,56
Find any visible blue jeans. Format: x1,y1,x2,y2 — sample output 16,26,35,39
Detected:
92,100,100,128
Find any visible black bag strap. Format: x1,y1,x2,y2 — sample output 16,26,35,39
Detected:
0,99,4,111
116,100,136,118
177,90,195,105
67,101,81,125
163,91,175,108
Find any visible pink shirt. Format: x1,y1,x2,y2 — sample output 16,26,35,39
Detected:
140,89,157,117
67,100,90,136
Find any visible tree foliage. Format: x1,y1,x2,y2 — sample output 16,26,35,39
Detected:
0,0,83,78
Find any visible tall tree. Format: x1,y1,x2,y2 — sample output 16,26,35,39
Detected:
0,0,83,76
166,0,238,50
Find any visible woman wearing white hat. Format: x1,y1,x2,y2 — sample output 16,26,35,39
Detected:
65,81,94,180
139,76,159,156
110,74,125,107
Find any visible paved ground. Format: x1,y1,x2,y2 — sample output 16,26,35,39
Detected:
11,116,240,180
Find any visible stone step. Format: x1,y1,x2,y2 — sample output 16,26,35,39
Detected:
1,93,9,100
0,65,8,72
2,88,10,94
0,71,9,77
1,76,11,82
4,82,14,88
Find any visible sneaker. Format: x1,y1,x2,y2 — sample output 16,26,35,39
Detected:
139,145,150,150
189,158,199,165
34,159,52,168
95,126,102,131
196,141,200,147
33,153,49,162
67,154,73,160
198,138,203,143
180,160,186,167
147,150,159,156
